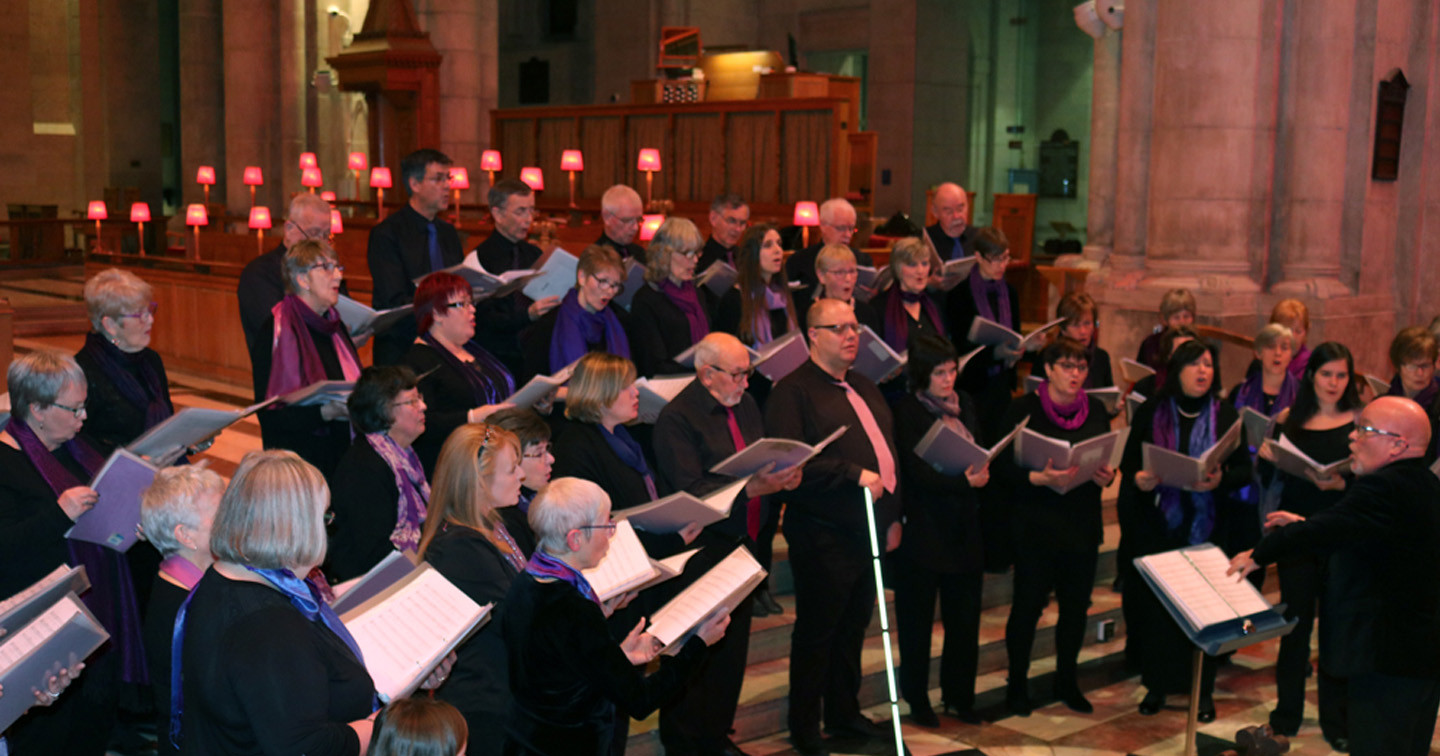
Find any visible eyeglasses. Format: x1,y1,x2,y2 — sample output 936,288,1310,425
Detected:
522,444,551,460
707,364,754,381
574,523,618,534
1355,423,1405,440
445,299,475,310
392,397,424,409
285,220,333,241
676,249,701,260
119,302,159,320
1051,361,1090,373
50,402,87,418
609,214,642,227
811,322,862,335
308,261,344,273
824,222,858,234
981,253,1013,265
590,276,624,293
1400,361,1434,373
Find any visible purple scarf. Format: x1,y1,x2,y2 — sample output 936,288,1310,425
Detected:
266,295,362,399
1037,381,1091,430
751,284,795,347
78,331,173,430
159,554,206,589
364,432,430,554
1152,397,1218,544
526,550,602,608
419,332,514,407
1287,344,1311,379
883,288,944,352
550,288,630,372
598,423,659,501
1388,374,1440,408
917,390,972,441
8,418,147,683
1234,369,1298,416
658,280,709,344
968,266,1012,327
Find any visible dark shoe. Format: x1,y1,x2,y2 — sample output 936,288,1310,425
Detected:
1197,696,1216,723
1006,685,1033,717
789,731,829,756
1324,736,1350,753
825,715,889,741
942,702,984,724
751,594,773,618
906,700,939,728
1266,716,1300,737
758,589,783,615
1057,683,1094,714
1139,690,1165,716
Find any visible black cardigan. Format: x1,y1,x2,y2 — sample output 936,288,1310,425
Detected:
892,392,985,574
74,346,173,454
945,276,1022,398
400,341,515,478
252,313,356,478
625,283,711,378
325,438,406,582
550,419,685,559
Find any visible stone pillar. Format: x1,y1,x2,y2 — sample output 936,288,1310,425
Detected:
1080,31,1120,264
1107,0,1155,275
1270,0,1356,298
180,0,226,208
868,0,917,218
222,0,281,215
420,0,499,188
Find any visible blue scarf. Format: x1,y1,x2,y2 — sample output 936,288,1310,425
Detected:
419,332,514,406
549,288,630,372
598,424,658,501
526,550,602,608
1152,396,1218,544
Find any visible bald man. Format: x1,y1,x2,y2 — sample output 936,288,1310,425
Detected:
1230,397,1440,756
598,184,646,264
926,182,978,261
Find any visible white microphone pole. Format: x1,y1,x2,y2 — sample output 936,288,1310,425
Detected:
863,486,906,755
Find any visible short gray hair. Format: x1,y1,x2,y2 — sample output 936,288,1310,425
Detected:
8,350,85,422
710,194,746,213
643,217,703,284
692,332,746,372
282,239,338,295
601,184,642,215
211,450,329,572
530,477,609,555
819,198,856,225
141,466,226,557
1254,322,1294,352
84,268,154,332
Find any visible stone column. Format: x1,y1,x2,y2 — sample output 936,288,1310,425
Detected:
180,0,226,208
1080,30,1120,264
222,0,281,214
1107,0,1156,275
420,0,499,187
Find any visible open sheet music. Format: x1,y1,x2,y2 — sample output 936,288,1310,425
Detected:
754,331,810,383
966,316,1065,352
852,325,906,384
915,418,1027,476
648,546,767,655
581,521,659,602
616,477,751,533
697,261,738,298
1141,419,1243,490
0,592,109,732
0,566,90,637
1269,434,1351,479
68,449,157,552
1014,428,1123,494
333,294,414,338
339,564,490,703
522,248,579,302
506,358,578,409
427,250,542,300
937,256,978,291
709,425,848,477
278,379,354,407
1134,544,1272,634
1119,358,1157,385
128,396,280,459
635,375,694,424
610,259,648,311
329,551,417,615
1240,407,1274,449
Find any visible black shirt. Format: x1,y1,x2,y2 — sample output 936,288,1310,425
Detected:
367,204,464,365
652,379,765,544
925,223,978,261
1257,420,1354,519
892,391,985,573
597,232,645,265
625,284,711,378
472,231,542,375
697,236,735,273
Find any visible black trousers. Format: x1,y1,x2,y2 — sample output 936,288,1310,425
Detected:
658,584,756,754
1130,570,1218,697
892,556,983,710
1272,555,1347,738
1005,546,1097,688
1348,672,1440,756
785,523,874,737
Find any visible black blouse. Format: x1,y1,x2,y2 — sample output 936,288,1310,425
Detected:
892,392,985,573
325,438,406,582
1259,420,1354,519
75,346,173,454
625,284,712,378
401,341,513,477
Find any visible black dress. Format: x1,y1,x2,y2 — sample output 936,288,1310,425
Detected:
891,391,985,712
177,569,374,756
425,524,522,756
143,576,191,743
401,341,515,477
325,438,407,582
253,314,356,478
625,284,710,378
501,573,708,755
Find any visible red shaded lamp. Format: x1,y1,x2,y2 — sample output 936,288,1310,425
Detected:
185,203,208,259
87,201,107,253
480,150,502,189
370,167,392,219
320,190,337,203
130,202,150,255
243,166,264,207
449,167,470,224
637,149,661,205
301,167,323,194
793,201,820,248
331,209,344,235
348,152,367,199
561,150,584,208
196,165,216,205
248,206,272,257
519,167,544,192
299,152,318,170
639,214,664,242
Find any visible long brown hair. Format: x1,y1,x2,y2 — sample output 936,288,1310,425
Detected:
734,223,797,345
416,424,522,559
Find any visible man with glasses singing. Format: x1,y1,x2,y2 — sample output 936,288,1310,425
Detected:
1231,396,1440,756
472,178,562,373
368,148,465,365
237,191,343,395
597,184,647,264
651,332,803,756
698,193,750,271
784,197,875,292
764,299,901,754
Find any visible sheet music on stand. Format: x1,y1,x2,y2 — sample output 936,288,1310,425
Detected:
1133,543,1295,656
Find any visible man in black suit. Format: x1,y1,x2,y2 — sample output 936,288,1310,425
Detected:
471,178,561,373
366,148,464,365
784,197,874,291
237,191,337,400
698,193,749,271
597,183,646,263
926,182,978,261
765,298,900,754
1231,396,1440,756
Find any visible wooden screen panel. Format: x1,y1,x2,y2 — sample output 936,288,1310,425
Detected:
726,112,780,205
536,118,579,199
499,119,535,180
780,110,832,203
625,115,671,199
673,113,725,202
580,117,623,198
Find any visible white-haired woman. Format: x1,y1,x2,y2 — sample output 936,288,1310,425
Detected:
626,217,711,377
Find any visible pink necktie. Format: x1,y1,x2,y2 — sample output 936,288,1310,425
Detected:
838,381,896,493
725,407,764,539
